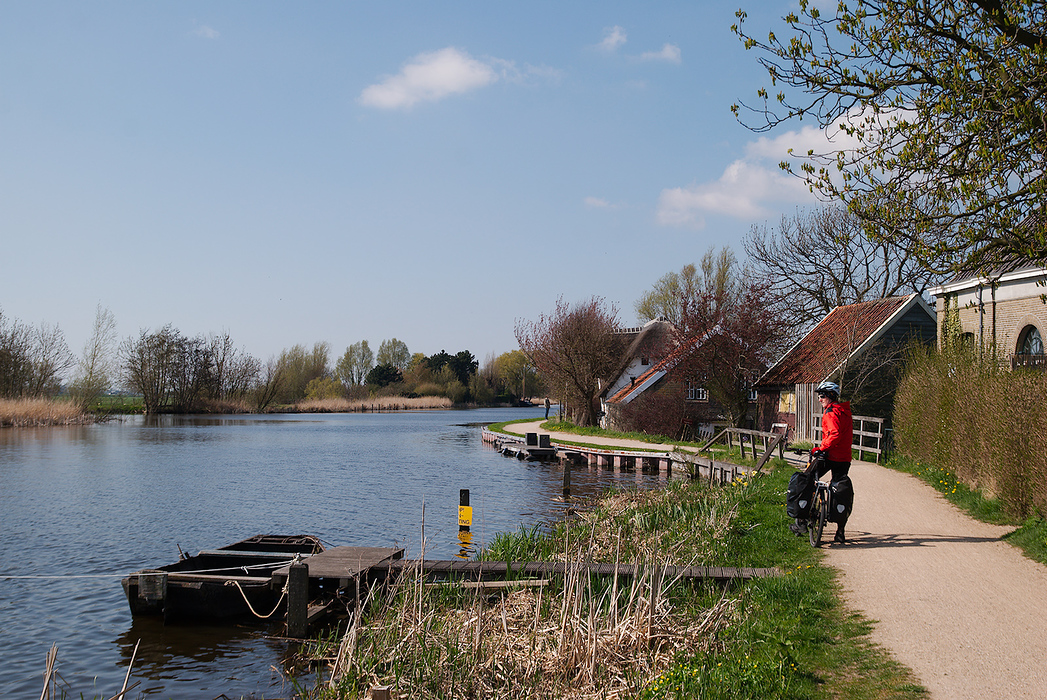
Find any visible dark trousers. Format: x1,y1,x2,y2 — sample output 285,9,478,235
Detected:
814,459,850,482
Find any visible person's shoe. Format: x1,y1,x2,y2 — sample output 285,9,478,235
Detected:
789,521,807,536
834,529,846,544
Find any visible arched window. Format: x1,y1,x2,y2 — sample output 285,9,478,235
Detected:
1017,325,1043,356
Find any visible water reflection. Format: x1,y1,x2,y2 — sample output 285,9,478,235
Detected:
456,530,475,560
0,407,683,698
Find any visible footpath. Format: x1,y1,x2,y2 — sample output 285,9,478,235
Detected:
502,420,1047,697
826,460,1047,699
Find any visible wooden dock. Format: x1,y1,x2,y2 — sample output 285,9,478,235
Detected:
482,428,772,484
271,546,404,586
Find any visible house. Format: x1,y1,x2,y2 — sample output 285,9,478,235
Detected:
754,294,937,442
600,317,676,402
599,333,722,435
599,320,765,437
929,264,1047,369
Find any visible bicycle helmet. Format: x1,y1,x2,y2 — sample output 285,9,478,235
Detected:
815,381,840,400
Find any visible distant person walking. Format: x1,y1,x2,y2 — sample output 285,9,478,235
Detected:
544,397,551,419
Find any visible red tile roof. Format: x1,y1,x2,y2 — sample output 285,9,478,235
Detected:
758,295,914,386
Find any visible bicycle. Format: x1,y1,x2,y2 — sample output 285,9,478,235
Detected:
790,450,834,547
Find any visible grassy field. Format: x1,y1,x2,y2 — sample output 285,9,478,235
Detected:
294,463,926,699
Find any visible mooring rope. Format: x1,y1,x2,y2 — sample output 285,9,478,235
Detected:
0,574,125,579
225,579,288,619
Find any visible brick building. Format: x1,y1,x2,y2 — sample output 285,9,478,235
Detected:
930,265,1047,369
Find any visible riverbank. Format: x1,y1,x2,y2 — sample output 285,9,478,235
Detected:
298,463,925,699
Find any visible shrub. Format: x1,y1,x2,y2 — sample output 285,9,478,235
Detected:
894,344,1047,518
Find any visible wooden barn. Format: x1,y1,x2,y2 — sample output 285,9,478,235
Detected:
755,294,937,444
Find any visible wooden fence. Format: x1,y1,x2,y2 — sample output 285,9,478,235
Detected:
811,413,885,463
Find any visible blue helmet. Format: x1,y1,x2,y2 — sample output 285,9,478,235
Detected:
815,381,840,399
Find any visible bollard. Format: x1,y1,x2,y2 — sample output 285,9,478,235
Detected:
459,489,472,532
287,561,309,638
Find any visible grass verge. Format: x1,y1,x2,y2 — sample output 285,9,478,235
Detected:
884,453,1047,565
294,463,925,699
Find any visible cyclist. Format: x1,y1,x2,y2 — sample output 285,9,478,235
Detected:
790,381,853,543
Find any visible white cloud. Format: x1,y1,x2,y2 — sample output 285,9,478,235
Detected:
600,26,627,52
640,44,681,64
360,47,499,110
192,25,219,40
655,123,862,229
584,196,613,208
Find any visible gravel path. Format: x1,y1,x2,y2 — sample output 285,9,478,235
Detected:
824,461,1047,698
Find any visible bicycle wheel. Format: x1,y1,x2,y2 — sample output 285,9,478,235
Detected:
808,487,827,547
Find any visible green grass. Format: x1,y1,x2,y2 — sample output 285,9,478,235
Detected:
88,395,143,414
885,452,1047,566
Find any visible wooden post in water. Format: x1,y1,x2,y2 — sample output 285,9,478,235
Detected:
287,561,309,638
562,462,571,498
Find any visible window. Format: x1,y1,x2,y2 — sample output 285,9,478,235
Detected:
686,381,708,401
1018,325,1044,356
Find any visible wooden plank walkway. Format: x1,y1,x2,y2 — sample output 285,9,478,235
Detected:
371,559,777,582
271,546,404,583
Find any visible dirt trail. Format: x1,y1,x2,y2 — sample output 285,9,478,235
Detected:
824,461,1047,698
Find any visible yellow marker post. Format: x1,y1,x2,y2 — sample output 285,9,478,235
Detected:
458,505,473,528
459,489,471,531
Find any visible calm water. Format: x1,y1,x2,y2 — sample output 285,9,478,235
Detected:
0,407,679,698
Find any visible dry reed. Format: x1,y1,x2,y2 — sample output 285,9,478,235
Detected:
291,396,454,413
0,398,88,428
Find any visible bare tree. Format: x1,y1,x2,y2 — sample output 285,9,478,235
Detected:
28,323,74,398
0,309,36,398
635,247,741,327
70,305,118,410
121,326,180,414
678,280,792,427
0,309,73,399
516,297,623,426
745,207,942,332
253,356,284,411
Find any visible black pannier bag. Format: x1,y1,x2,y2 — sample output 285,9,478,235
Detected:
787,470,816,519
829,475,854,523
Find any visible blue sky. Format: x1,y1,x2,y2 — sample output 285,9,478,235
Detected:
0,1,828,368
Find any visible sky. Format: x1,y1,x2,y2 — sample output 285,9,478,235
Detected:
0,1,831,369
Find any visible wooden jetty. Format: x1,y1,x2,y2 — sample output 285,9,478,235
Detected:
482,426,787,485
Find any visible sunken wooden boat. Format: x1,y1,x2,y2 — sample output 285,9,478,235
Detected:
122,534,326,622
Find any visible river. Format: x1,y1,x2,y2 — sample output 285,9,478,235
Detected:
0,407,680,698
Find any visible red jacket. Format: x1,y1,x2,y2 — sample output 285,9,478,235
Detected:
819,400,853,462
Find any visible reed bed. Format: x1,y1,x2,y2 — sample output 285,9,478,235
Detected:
305,481,759,699
0,398,88,427
291,396,454,413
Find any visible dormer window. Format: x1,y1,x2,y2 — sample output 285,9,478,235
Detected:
641,355,649,366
